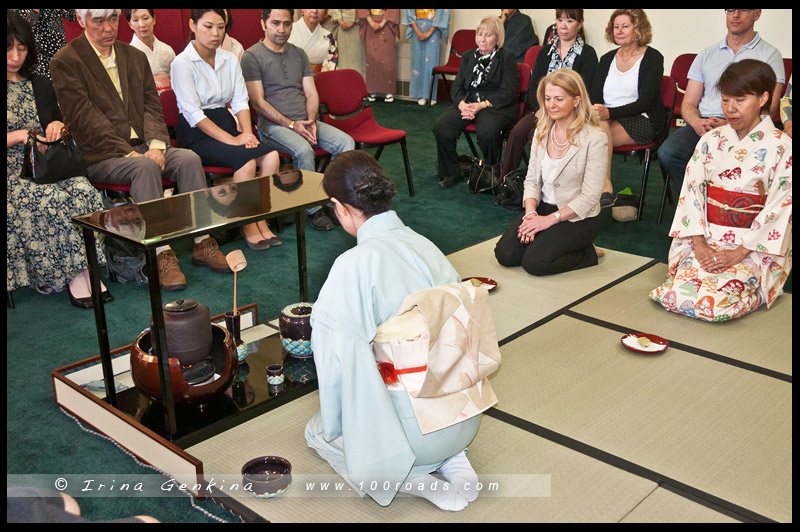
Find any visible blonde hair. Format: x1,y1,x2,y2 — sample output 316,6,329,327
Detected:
477,16,505,49
534,69,599,150
605,9,652,46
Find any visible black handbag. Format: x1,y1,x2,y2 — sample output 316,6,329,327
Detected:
494,169,526,210
21,127,87,185
467,158,501,195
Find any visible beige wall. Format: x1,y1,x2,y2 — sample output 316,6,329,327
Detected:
448,9,792,77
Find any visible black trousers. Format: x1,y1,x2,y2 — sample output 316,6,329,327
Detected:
432,105,516,178
494,203,600,276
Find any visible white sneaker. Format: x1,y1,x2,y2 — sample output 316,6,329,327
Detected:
430,100,437,106
384,94,394,102
418,98,427,106
367,94,377,102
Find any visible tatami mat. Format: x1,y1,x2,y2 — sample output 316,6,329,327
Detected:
489,314,792,522
188,392,674,523
446,237,655,340
570,264,793,376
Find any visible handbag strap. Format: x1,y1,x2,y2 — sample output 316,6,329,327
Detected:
27,126,70,146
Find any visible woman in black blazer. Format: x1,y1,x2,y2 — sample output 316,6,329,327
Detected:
432,16,520,189
590,9,665,205
501,9,598,177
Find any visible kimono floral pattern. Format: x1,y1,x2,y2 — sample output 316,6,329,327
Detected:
650,118,792,322
7,79,105,293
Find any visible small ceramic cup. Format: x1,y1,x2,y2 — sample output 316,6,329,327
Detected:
267,364,284,385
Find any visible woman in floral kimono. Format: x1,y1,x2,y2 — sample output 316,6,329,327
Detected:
650,60,792,322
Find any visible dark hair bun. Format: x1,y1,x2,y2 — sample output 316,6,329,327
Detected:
352,169,396,215
323,151,396,216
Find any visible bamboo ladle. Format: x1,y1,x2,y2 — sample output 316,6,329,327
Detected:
226,250,247,315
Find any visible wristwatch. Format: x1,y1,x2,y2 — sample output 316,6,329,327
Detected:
289,121,295,130
553,211,562,223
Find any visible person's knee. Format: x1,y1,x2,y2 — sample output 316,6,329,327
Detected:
494,242,520,268
521,256,551,277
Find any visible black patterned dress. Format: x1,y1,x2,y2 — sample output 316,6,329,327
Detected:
7,78,105,294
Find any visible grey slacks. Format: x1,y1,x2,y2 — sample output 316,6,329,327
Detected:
86,145,207,203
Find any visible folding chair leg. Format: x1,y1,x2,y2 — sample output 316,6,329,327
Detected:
657,162,673,224
465,131,479,159
400,138,415,196
637,149,651,221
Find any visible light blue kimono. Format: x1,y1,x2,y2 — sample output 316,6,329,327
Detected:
305,210,481,506
402,9,450,100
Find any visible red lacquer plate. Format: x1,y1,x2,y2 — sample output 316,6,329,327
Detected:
621,332,669,354
462,277,498,292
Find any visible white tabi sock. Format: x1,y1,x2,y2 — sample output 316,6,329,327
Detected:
398,473,469,512
437,450,480,502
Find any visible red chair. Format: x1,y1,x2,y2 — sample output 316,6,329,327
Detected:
428,29,477,107
159,89,234,182
523,45,542,72
610,76,677,222
315,69,415,196
463,63,532,161
670,53,696,123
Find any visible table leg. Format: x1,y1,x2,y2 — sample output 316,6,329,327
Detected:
296,211,309,301
144,249,178,437
83,228,116,406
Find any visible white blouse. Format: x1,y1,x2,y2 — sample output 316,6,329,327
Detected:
602,55,643,110
169,42,249,128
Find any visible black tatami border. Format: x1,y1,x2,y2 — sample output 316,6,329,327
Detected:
489,257,789,523
484,408,775,523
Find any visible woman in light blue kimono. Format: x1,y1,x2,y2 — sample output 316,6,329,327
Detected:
305,151,482,511
402,9,450,105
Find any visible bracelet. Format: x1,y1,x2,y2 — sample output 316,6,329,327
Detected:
523,211,538,220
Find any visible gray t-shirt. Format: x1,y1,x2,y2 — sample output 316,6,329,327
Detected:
241,42,313,125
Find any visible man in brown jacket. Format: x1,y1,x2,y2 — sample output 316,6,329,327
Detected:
51,9,230,290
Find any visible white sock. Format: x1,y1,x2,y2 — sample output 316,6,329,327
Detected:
193,235,209,245
437,451,480,502
155,245,171,255
398,473,469,511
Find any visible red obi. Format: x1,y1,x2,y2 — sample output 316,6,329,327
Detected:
706,185,767,228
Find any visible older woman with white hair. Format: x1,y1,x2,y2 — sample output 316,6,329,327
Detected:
432,16,520,189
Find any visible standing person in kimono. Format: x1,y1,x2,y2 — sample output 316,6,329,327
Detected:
357,9,400,102
402,9,450,106
305,151,484,511
331,9,366,79
650,60,792,322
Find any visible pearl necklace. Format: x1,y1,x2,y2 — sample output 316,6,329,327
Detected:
549,123,570,156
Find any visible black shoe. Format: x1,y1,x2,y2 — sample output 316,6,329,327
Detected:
306,209,335,231
68,287,113,309
600,192,616,209
438,173,463,189
323,203,340,225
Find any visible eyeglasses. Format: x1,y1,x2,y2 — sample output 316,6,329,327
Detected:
724,9,754,14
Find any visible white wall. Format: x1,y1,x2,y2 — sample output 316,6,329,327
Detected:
447,9,792,76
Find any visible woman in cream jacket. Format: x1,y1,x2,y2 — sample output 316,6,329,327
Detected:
495,69,607,276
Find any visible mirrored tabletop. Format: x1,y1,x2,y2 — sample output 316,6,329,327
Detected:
73,170,328,248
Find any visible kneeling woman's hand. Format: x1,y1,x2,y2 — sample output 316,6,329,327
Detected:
517,212,556,244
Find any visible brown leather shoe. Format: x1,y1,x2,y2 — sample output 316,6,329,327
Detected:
192,237,231,273
157,249,187,291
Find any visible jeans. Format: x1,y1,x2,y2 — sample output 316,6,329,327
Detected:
257,120,355,171
258,120,354,214
657,125,701,191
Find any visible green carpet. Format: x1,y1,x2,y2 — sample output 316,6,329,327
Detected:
5,99,789,522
